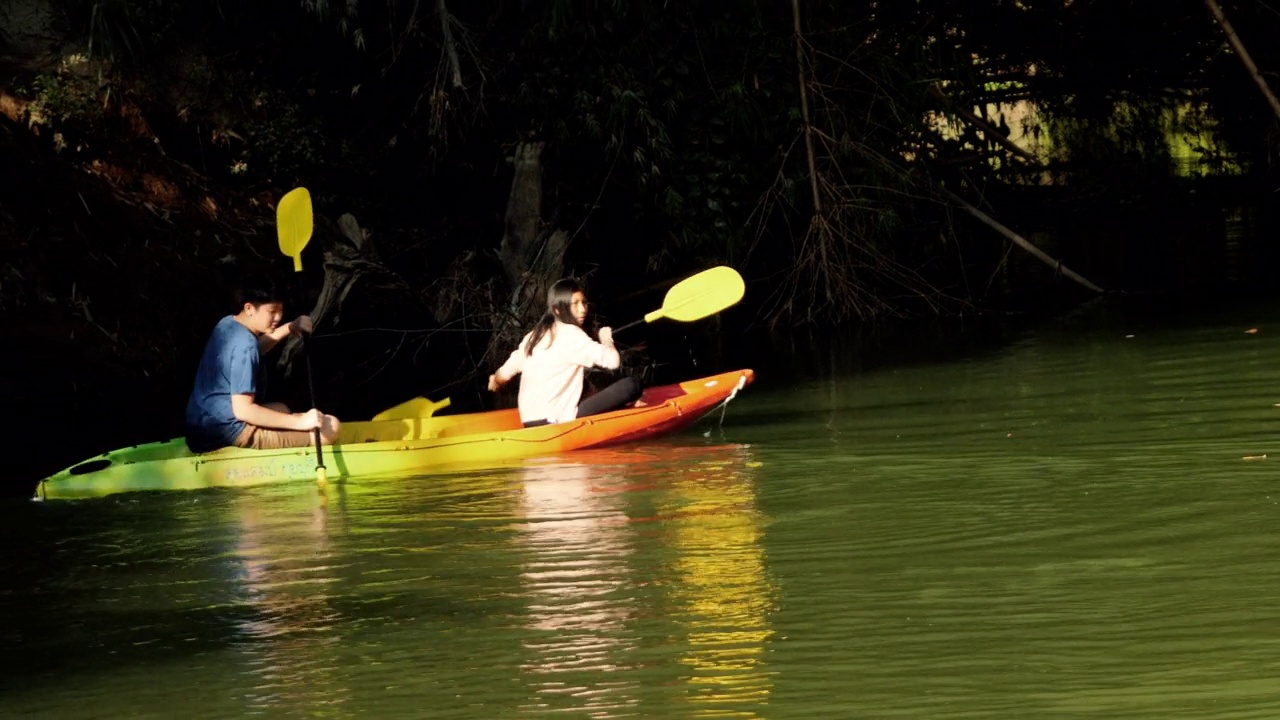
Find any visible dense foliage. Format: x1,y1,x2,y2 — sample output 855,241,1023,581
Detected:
12,1,1280,310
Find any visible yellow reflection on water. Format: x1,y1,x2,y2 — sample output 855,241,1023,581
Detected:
657,445,775,718
512,443,775,718
232,486,351,716
515,458,640,717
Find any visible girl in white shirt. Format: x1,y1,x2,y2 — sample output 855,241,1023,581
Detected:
488,279,642,427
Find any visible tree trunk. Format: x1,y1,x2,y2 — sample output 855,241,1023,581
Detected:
499,141,545,287
279,212,397,375
1204,0,1280,123
497,141,566,321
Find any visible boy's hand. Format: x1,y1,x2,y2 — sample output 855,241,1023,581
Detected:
290,315,314,335
296,408,324,431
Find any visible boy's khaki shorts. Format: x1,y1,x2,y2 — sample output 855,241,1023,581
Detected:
232,424,315,451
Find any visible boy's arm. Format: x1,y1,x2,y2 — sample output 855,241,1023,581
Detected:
258,315,313,354
230,394,316,431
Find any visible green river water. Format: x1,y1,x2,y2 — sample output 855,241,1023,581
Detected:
4,304,1280,719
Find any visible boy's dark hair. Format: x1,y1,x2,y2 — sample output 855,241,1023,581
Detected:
233,276,285,310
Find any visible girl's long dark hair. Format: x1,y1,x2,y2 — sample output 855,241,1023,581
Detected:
525,278,583,356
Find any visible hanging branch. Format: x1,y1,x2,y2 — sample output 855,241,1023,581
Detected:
943,189,1105,294
789,0,838,308
791,0,822,218
1204,0,1280,123
753,0,961,323
437,0,464,90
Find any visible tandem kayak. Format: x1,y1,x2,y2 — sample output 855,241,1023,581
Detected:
36,369,754,500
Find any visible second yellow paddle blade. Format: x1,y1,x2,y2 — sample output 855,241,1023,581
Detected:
372,396,453,422
276,187,314,272
645,266,745,324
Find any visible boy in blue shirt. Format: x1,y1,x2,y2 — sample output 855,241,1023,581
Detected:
185,280,341,453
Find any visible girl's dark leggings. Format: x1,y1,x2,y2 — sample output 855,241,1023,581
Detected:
523,377,643,428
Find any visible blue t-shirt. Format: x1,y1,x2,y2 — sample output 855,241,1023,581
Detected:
185,316,261,452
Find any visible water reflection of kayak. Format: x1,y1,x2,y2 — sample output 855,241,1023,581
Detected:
37,369,754,501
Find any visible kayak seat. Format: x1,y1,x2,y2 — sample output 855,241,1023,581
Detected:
434,410,523,439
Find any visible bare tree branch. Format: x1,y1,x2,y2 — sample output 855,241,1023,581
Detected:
1204,0,1280,122
928,85,1041,164
437,0,464,89
944,189,1105,294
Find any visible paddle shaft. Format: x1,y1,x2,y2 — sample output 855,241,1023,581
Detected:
293,279,326,475
300,331,326,470
611,318,645,334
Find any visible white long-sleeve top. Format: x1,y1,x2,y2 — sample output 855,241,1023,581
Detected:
495,321,621,425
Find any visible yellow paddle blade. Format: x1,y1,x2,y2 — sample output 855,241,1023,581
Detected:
372,396,452,422
276,187,314,272
643,266,745,324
